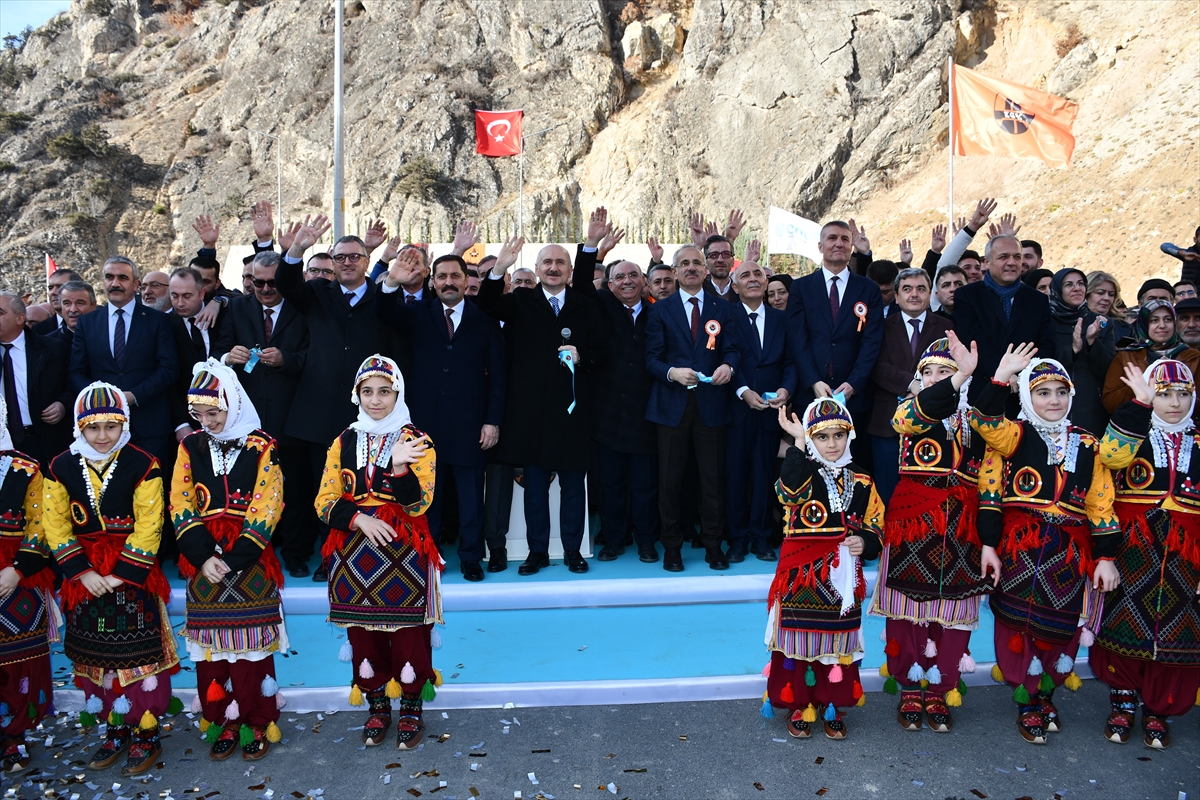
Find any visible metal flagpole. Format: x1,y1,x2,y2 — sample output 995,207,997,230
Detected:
947,55,955,226
332,0,345,239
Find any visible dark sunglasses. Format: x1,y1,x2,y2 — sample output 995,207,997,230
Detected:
252,279,277,289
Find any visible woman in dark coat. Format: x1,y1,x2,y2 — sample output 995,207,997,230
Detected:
1046,268,1115,436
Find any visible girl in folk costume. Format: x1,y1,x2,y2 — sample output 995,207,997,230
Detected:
42,383,179,775
316,355,440,750
1093,360,1200,749
764,399,884,741
0,394,56,772
973,345,1121,745
870,333,989,733
170,360,285,761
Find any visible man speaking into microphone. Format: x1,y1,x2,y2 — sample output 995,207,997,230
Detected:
478,237,609,575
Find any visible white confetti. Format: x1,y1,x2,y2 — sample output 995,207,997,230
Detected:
606,784,617,795
501,719,512,725
440,782,448,788
442,712,449,719
912,781,924,787
503,702,515,709
528,772,538,785
317,714,324,721
512,717,520,726
514,793,522,799
771,737,786,743
471,763,479,772
382,775,391,785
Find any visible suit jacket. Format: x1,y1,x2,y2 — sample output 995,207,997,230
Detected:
212,295,310,443
31,316,61,337
275,258,408,445
572,245,657,454
644,289,740,428
703,276,737,303
68,300,178,443
47,325,74,350
785,268,884,419
16,332,73,467
866,311,954,438
167,311,223,433
952,279,1055,405
375,288,506,468
728,302,797,429
475,277,608,471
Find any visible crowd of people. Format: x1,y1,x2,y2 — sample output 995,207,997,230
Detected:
0,198,1196,772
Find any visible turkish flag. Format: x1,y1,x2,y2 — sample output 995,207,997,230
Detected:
45,253,58,280
953,64,1078,168
475,110,523,157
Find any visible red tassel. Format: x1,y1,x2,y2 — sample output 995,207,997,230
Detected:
1034,638,1053,651
884,638,900,657
1008,634,1024,654
852,680,863,700
206,680,225,703
780,682,795,704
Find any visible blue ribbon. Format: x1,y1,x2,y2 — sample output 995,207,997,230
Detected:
559,350,576,414
245,348,262,373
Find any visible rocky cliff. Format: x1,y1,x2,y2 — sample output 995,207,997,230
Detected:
0,0,1195,297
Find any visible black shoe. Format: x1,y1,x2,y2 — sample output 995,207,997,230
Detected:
663,548,684,572
706,547,729,571
487,549,508,573
312,565,328,582
461,561,484,582
287,561,311,579
597,544,624,562
564,550,589,574
725,542,747,563
752,545,777,561
638,543,658,563
518,552,550,576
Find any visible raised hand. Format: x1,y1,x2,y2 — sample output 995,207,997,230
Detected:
724,208,746,242
1086,316,1105,346
451,220,479,256
586,206,611,249
192,214,220,249
647,235,664,263
1118,361,1155,405
277,220,302,252
954,216,970,235
969,198,997,231
386,247,424,288
391,436,430,469
847,218,870,254
745,238,762,265
703,220,720,241
380,232,404,264
945,330,979,380
252,200,274,242
287,213,332,257
988,212,1021,238
778,406,806,444
688,212,706,248
899,238,913,264
930,224,947,253
598,226,626,261
994,342,1037,385
495,234,525,274
364,218,388,251
1072,318,1085,354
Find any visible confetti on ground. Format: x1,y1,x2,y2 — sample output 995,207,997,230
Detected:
622,769,646,774
532,749,550,754
970,791,988,799
678,736,687,741
605,785,617,795
604,754,616,759
815,790,828,797
995,768,1011,774
442,713,449,720
1137,757,1152,762
912,781,924,787
771,738,786,743
814,757,824,765
470,764,478,772
753,783,764,792
528,773,538,785
387,764,402,770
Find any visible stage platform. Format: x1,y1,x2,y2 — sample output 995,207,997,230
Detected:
48,540,1096,713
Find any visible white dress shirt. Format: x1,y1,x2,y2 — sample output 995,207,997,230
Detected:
625,300,644,325
678,287,703,317
343,281,368,306
107,298,136,356
1,331,31,425
442,299,465,334
821,266,849,307
735,303,767,400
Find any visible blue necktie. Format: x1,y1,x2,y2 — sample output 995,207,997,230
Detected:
113,308,126,368
549,296,561,316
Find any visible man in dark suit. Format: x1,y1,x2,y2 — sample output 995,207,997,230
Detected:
48,280,98,350
645,244,740,572
867,267,954,504
31,269,83,336
68,256,178,466
952,234,1055,413
212,251,315,577
477,237,609,576
377,251,507,582
702,236,737,302
166,267,222,443
786,220,885,462
0,292,72,468
725,254,795,562
275,214,407,581
572,209,659,563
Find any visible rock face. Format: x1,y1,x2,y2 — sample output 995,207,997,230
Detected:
0,0,1196,298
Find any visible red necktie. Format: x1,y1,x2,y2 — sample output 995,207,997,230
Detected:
829,275,840,322
688,297,700,341
263,308,274,342
445,307,455,339
909,318,921,357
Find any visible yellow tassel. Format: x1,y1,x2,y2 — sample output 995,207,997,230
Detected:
433,668,444,687
1064,672,1083,692
919,679,929,688
1195,686,1200,707
138,710,158,730
385,678,402,699
879,663,889,679
855,694,865,707
349,684,364,707
945,688,962,708
838,654,852,666
198,718,210,733
265,722,282,743
205,648,212,662
761,690,770,703
990,664,1004,683
801,704,817,723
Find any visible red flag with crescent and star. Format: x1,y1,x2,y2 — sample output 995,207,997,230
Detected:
475,109,523,157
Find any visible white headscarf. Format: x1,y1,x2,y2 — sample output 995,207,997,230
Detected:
801,396,856,470
69,381,132,462
189,359,263,443
1017,358,1078,469
349,355,412,436
0,394,12,452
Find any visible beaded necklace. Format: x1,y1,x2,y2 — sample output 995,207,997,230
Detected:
207,435,246,476
819,467,855,514
79,452,118,519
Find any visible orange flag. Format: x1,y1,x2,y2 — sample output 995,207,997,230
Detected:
952,64,1078,168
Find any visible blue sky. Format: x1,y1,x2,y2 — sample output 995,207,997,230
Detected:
1,0,71,39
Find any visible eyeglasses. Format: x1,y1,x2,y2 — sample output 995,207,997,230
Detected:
331,253,365,264
188,407,223,422
251,279,277,289
140,282,168,291
305,268,335,278
707,250,733,259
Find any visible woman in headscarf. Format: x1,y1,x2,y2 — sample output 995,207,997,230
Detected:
42,383,178,776
1046,267,1115,437
0,394,55,773
170,359,285,761
766,274,792,311
1022,268,1053,296
763,398,884,741
972,347,1121,746
1102,300,1200,421
316,355,440,751
1094,360,1200,749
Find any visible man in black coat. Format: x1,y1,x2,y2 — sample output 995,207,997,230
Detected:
952,233,1055,413
572,209,659,563
377,251,508,581
31,269,83,336
69,256,178,466
0,292,72,468
166,266,222,442
47,279,98,351
214,251,315,577
477,237,609,576
275,214,408,581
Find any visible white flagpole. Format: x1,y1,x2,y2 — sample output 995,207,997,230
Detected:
332,0,345,239
518,134,524,269
947,56,955,227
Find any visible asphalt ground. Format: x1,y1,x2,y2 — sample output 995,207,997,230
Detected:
2,680,1197,800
